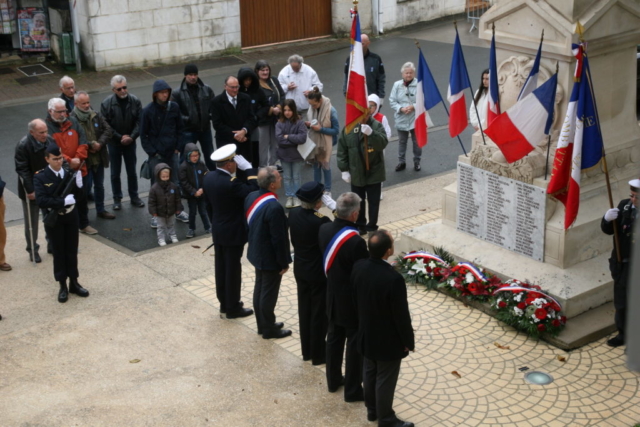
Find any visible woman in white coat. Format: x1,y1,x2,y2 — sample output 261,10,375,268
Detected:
469,69,489,132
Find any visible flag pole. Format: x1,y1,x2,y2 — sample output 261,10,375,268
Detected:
544,61,559,180
415,40,468,157
456,20,488,146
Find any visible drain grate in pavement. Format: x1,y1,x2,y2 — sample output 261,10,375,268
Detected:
0,67,14,75
17,64,54,77
15,76,40,85
146,56,245,77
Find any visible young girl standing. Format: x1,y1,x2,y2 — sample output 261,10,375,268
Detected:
276,99,308,208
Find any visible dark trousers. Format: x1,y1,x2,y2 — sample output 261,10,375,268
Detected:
295,275,328,364
351,182,382,232
108,142,139,201
326,321,363,400
45,208,79,282
86,166,106,213
363,357,402,427
77,174,90,229
214,244,244,314
21,198,49,253
182,129,215,171
611,260,629,337
187,198,211,231
253,269,283,334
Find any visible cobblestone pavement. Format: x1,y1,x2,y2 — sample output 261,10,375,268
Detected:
182,209,640,427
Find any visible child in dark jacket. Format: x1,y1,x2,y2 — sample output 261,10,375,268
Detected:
148,163,184,246
276,99,308,209
179,143,211,238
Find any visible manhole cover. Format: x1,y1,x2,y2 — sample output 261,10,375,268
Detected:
17,64,54,77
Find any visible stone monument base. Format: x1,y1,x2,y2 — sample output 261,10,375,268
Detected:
396,220,616,350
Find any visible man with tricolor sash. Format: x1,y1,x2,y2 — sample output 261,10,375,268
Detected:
245,166,292,339
318,192,369,402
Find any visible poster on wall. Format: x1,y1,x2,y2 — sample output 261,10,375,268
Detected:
18,8,50,52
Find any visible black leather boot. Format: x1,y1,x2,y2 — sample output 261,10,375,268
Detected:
69,278,89,297
58,280,68,303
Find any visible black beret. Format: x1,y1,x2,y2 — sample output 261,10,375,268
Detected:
296,181,324,203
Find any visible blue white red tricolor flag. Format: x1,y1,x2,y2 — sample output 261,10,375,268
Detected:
447,29,471,138
484,72,557,163
414,49,443,148
345,9,368,134
518,36,543,101
487,31,500,126
547,43,603,229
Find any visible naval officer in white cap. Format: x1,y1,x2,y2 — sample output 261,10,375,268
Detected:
601,177,638,347
203,144,257,318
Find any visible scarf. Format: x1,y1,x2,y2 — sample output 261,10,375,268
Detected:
73,107,101,170
307,95,332,164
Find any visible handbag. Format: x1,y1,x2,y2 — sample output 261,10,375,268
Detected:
140,158,152,180
297,135,317,161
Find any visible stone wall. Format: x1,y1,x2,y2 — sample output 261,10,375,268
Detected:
75,0,240,71
379,0,465,32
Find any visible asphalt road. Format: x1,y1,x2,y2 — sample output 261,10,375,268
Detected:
1,33,488,252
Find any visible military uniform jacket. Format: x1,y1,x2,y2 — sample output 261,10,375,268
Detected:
203,168,258,247
289,207,331,281
601,198,636,261
353,258,415,361
244,189,292,271
33,164,81,214
318,218,369,329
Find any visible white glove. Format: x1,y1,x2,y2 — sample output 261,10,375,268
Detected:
604,208,619,222
322,194,336,211
360,124,372,136
64,194,76,206
75,171,83,188
341,172,351,183
234,154,252,171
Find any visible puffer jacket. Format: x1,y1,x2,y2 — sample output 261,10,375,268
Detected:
100,93,142,145
15,133,54,199
140,80,184,159
70,108,113,169
148,162,184,218
178,142,209,199
46,115,89,177
172,77,215,132
337,117,388,187
388,78,418,131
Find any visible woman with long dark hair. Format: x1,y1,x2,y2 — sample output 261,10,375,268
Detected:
470,69,489,131
237,67,269,167
255,60,285,167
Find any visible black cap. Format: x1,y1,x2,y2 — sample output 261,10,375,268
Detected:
184,64,198,75
46,142,61,156
296,181,324,203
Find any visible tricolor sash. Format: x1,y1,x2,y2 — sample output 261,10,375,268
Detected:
246,192,278,226
323,226,359,275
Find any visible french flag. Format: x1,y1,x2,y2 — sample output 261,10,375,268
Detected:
415,49,443,148
547,43,603,229
345,10,368,134
484,72,557,163
518,36,543,101
487,31,500,126
447,30,471,138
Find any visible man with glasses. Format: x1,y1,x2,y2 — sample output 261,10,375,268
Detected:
211,76,256,162
601,178,638,348
100,75,145,210
46,97,97,235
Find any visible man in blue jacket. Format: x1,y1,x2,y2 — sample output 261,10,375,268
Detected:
245,166,292,339
140,79,188,226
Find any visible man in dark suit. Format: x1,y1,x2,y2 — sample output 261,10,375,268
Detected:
318,192,369,402
245,166,292,339
33,142,90,303
353,230,414,427
202,144,257,319
289,181,334,364
211,76,257,162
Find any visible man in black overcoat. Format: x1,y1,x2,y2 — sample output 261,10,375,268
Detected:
601,178,638,347
211,76,257,162
318,192,369,402
353,230,415,427
202,144,257,319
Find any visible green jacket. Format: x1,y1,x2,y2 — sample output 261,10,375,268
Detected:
337,118,388,187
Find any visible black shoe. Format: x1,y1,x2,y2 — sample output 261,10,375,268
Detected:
414,162,421,171
607,334,625,347
97,211,116,219
395,162,406,172
220,301,243,314
29,251,42,263
131,198,145,208
69,279,90,297
258,322,284,335
262,329,292,339
367,411,377,422
345,390,365,402
58,280,68,303
226,307,253,319
358,228,368,236
113,199,122,210
328,376,345,393
394,421,414,427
